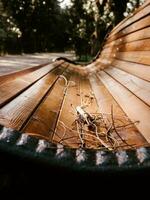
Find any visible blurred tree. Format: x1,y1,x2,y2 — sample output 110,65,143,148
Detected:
0,0,146,56
111,0,128,25
0,0,21,55
125,0,145,16
93,0,109,55
68,0,95,59
1,0,35,52
93,0,145,56
1,0,71,52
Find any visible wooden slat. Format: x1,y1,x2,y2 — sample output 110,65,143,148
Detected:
104,27,150,49
115,51,150,65
99,58,150,81
0,63,44,85
52,74,81,148
107,15,150,43
107,4,150,41
0,62,65,107
0,60,63,85
100,50,150,66
89,74,148,147
79,77,101,148
94,58,111,67
0,62,50,80
80,77,98,114
0,67,64,130
21,62,62,83
104,67,150,106
102,38,150,54
0,79,30,107
90,75,123,113
118,38,150,51
22,69,71,139
97,71,150,143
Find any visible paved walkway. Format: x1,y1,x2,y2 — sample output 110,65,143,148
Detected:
0,52,75,76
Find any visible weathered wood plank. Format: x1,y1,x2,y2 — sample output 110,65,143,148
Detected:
124,38,150,51
115,51,150,65
101,51,150,65
104,66,150,106
53,74,81,148
80,77,98,113
98,71,150,143
0,67,64,130
104,27,150,49
23,69,71,139
0,60,63,85
100,51,150,68
97,58,150,81
79,77,101,148
102,38,150,54
89,74,148,148
0,62,65,107
0,79,30,107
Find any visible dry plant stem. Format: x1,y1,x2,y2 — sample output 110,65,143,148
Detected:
111,105,134,149
58,121,67,142
50,89,138,150
60,132,109,148
59,125,108,144
93,123,112,150
58,75,68,86
105,125,112,141
76,121,84,147
79,131,106,140
115,121,139,129
27,131,135,150
51,76,70,141
59,135,78,142
105,125,117,146
101,113,109,130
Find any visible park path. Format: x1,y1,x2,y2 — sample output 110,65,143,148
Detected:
0,52,75,76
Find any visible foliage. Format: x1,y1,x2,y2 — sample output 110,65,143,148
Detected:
0,0,146,57
0,14,20,55
1,0,71,53
68,0,95,58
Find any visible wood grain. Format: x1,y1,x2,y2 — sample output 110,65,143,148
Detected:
98,71,150,143
102,38,150,54
0,67,64,130
0,2,150,150
0,62,66,107
104,27,150,49
99,51,150,66
23,69,71,139
53,73,81,148
104,66,150,106
95,58,150,82
115,51,150,65
0,60,64,85
89,74,148,147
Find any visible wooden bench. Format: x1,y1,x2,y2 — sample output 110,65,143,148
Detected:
0,0,150,150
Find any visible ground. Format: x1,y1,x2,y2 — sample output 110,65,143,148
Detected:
0,52,75,76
